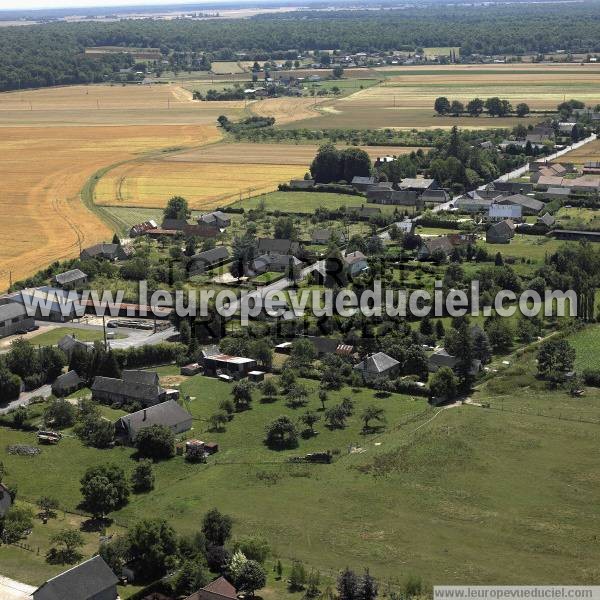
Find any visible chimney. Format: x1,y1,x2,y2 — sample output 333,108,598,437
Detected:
143,409,147,422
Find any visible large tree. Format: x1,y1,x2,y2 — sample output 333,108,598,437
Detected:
134,425,175,460
310,143,342,183
164,195,190,220
202,508,233,546
80,464,129,519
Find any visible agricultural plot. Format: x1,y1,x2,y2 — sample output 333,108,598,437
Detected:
423,46,461,59
231,191,369,213
570,324,600,371
210,61,246,74
289,64,600,130
552,138,600,165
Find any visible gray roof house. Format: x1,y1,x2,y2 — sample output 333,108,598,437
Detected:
0,299,35,339
289,179,315,190
161,218,189,231
257,238,301,256
115,400,193,443
428,348,481,375
199,211,231,228
189,247,230,275
33,555,118,600
497,194,545,215
91,370,168,407
537,212,556,228
0,483,12,518
399,178,437,192
354,352,400,382
486,219,516,244
53,269,88,289
80,243,132,261
311,228,347,245
52,370,84,397
57,334,92,358
351,175,376,191
251,253,302,275
421,189,450,205
366,189,421,210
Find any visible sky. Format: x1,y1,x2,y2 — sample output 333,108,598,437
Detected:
0,0,231,10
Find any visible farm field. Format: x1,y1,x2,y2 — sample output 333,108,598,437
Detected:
289,63,600,130
569,324,600,371
553,138,600,165
210,61,246,74
0,83,245,126
94,142,426,212
4,372,600,586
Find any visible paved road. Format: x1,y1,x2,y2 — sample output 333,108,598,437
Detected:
0,384,52,415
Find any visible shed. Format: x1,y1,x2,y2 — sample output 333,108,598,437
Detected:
52,370,84,397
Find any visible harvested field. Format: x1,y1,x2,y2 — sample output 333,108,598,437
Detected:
289,64,600,129
0,123,219,290
248,97,323,125
552,138,600,165
211,61,246,74
164,142,426,164
95,160,305,210
0,83,245,126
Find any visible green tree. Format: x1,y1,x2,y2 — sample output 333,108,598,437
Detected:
466,97,484,116
340,147,371,182
0,368,21,401
265,415,299,449
516,102,530,117
310,143,342,183
537,339,576,380
134,424,175,460
131,459,154,493
300,411,320,436
164,195,190,220
202,508,233,546
289,561,307,591
37,496,59,521
233,535,270,563
48,529,84,564
237,560,267,596
430,366,459,400
361,406,386,432
128,518,178,578
450,99,464,116
434,96,451,115
44,398,76,429
232,380,254,411
261,378,278,400
209,411,229,432
332,65,344,78
80,464,129,519
171,560,210,597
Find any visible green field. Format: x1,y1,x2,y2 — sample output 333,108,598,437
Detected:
30,326,127,347
569,324,600,372
4,359,600,588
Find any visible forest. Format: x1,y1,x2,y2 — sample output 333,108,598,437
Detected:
3,2,600,91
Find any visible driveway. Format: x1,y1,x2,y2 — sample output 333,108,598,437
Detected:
0,384,52,416
0,576,35,600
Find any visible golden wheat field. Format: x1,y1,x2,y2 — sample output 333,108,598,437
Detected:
0,82,226,290
94,160,306,210
553,138,600,164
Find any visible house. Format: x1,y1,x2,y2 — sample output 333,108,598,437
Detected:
185,576,237,600
0,297,35,339
351,176,376,191
289,179,315,190
92,370,170,407
115,400,193,443
346,205,382,220
486,219,516,244
428,348,481,375
455,194,497,214
161,218,189,231
390,220,414,235
189,247,229,275
311,228,346,245
542,186,571,201
80,243,132,261
583,161,600,175
417,234,476,260
33,555,118,600
421,189,450,206
304,336,354,357
354,352,400,382
129,220,158,237
399,178,437,192
551,230,600,242
344,251,369,277
537,212,556,228
366,189,422,212
557,122,576,135
257,238,301,256
488,181,533,195
53,269,88,289
497,194,545,215
202,348,257,378
7,287,82,323
57,334,91,358
0,483,12,518
52,370,84,397
198,211,231,229
250,253,302,275
489,203,522,221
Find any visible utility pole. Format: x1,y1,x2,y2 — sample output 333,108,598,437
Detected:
102,314,107,350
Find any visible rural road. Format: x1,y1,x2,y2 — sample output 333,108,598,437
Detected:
0,384,52,416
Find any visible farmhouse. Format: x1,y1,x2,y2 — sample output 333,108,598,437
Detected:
542,186,571,201
344,251,369,277
366,189,422,212
399,177,438,192
185,576,237,600
428,348,481,375
52,370,84,397
257,238,301,256
0,297,35,339
421,189,450,206
488,181,533,195
198,211,231,229
80,243,132,261
57,334,91,358
417,234,476,260
251,253,302,275
311,228,347,245
114,400,193,443
189,247,230,275
92,370,171,407
53,268,88,289
289,179,315,190
129,220,158,237
354,352,400,383
33,555,118,600
347,205,382,220
351,176,376,191
497,194,545,215
537,212,556,228
202,347,257,378
486,219,516,244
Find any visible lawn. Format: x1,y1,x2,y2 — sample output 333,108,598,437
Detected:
253,271,285,285
569,324,600,372
30,326,127,347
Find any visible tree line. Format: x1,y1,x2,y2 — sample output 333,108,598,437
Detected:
434,96,530,118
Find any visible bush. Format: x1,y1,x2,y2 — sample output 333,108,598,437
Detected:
134,425,175,460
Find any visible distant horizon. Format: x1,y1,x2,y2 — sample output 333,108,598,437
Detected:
0,0,278,12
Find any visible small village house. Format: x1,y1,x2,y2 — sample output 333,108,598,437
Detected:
52,370,85,397
344,251,369,277
486,219,516,244
80,242,132,261
189,246,230,275
0,297,35,339
428,348,481,375
92,370,175,407
202,348,257,378
354,352,400,383
184,576,237,600
53,268,88,289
